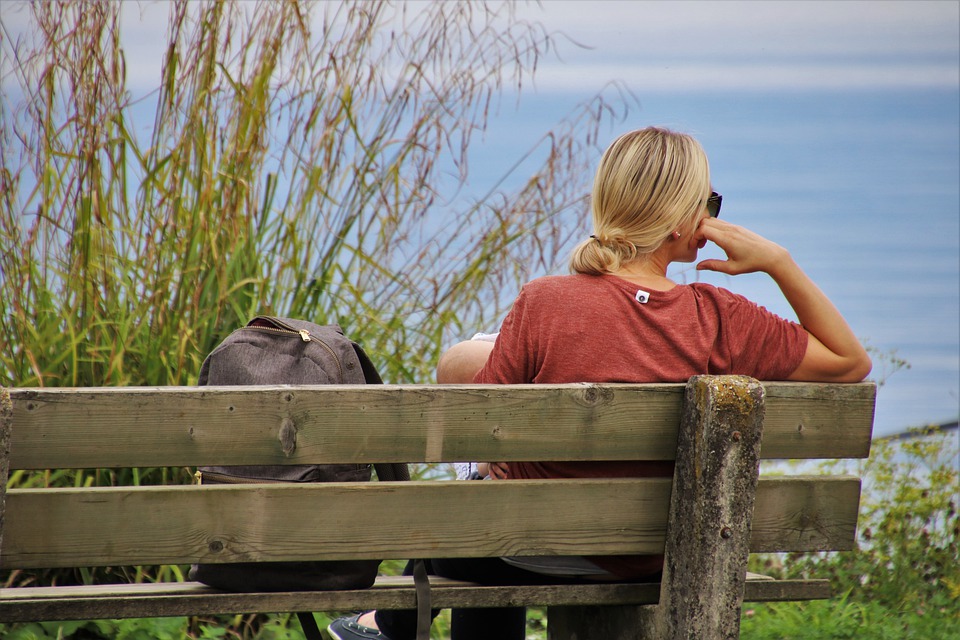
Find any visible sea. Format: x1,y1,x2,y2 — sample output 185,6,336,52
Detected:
464,87,960,439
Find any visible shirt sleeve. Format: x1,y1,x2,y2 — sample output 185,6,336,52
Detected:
474,285,537,384
718,289,808,380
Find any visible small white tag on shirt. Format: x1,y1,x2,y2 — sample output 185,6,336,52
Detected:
635,289,651,304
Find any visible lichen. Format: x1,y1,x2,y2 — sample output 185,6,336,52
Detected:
708,375,762,416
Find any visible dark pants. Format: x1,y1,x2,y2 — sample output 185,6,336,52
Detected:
374,557,577,640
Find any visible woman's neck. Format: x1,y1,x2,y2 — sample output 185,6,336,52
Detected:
608,257,676,290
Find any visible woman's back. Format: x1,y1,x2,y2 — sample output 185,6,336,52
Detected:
476,273,807,387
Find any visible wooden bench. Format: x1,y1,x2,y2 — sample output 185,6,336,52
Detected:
0,376,876,639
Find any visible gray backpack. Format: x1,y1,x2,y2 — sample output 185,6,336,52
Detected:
190,316,408,592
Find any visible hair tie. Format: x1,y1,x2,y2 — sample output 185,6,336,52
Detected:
590,234,600,242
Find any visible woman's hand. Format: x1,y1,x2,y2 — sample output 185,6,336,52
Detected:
482,462,509,480
694,218,790,277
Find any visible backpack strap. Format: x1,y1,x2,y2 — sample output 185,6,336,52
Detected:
352,342,411,483
296,611,324,640
413,558,432,640
353,341,421,630
352,342,383,384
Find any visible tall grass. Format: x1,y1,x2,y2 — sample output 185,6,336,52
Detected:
0,0,629,598
1,0,628,392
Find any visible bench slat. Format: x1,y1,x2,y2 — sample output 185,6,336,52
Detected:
0,576,832,623
8,383,875,469
2,476,860,569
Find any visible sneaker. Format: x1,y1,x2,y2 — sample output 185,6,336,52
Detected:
327,613,390,640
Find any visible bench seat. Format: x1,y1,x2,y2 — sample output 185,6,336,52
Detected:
0,573,829,623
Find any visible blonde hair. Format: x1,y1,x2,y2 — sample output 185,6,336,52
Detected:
570,127,711,275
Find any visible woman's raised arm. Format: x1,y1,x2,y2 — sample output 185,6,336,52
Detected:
695,219,872,382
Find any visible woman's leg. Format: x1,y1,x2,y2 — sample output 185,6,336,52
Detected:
373,557,563,640
450,607,526,640
431,556,564,640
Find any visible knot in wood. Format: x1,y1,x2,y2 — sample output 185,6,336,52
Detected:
574,384,612,408
208,540,224,553
279,418,297,456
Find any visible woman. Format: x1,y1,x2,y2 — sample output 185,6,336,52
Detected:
328,126,871,640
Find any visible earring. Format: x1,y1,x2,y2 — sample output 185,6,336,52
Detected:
673,231,681,240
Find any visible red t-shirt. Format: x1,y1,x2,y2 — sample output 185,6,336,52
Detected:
473,273,808,577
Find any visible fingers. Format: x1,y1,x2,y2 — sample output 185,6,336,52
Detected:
693,219,738,274
694,217,740,247
694,218,785,276
696,258,733,274
487,462,510,480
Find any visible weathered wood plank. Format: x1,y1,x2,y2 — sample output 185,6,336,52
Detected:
7,382,876,469
0,576,832,623
8,384,682,468
1,476,861,569
0,575,800,601
760,382,875,459
0,575,440,600
749,476,862,552
2,479,671,569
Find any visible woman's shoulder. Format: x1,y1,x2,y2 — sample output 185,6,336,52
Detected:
677,282,775,319
685,282,797,328
686,281,752,305
520,274,597,295
521,276,756,307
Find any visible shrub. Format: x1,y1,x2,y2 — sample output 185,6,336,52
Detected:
745,424,959,638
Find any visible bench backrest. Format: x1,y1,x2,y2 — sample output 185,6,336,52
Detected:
0,379,875,571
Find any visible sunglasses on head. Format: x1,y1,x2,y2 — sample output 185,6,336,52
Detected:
706,191,722,218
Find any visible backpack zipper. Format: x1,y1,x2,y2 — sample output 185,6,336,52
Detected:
195,470,293,485
242,319,344,380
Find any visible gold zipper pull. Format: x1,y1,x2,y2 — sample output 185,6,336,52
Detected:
299,330,311,342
